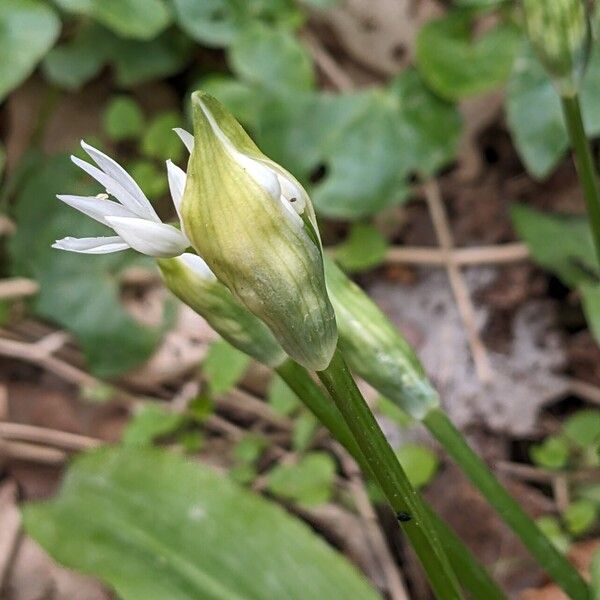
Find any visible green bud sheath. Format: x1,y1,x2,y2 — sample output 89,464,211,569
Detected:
181,92,337,371
158,254,286,368
523,0,591,96
324,257,440,420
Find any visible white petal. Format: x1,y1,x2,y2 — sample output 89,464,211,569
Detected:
173,128,194,153
277,174,306,214
166,160,186,222
178,252,216,281
52,236,129,254
57,194,137,226
105,216,190,258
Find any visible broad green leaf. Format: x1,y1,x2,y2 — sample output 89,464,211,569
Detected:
127,160,168,199
0,0,60,102
267,374,300,416
8,155,165,378
563,500,597,536
291,412,319,452
536,516,571,553
23,446,382,600
53,0,171,40
396,444,439,489
202,340,251,395
103,96,145,142
233,434,268,464
416,10,520,100
123,404,187,447
141,111,185,162
229,23,315,92
334,223,389,273
511,205,598,287
530,435,570,470
563,409,600,449
267,451,336,506
507,42,600,179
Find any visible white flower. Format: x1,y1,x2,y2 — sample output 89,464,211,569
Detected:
53,141,190,258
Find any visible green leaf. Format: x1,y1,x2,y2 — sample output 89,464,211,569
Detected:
511,205,597,287
292,412,319,452
202,340,251,396
23,446,381,600
267,374,300,416
8,155,165,378
233,434,268,464
580,283,600,347
395,444,439,489
577,483,600,505
122,404,187,447
416,10,520,100
563,409,600,449
334,223,389,273
563,500,597,536
536,516,571,553
53,0,171,40
229,23,314,93
141,111,185,162
591,548,600,598
127,160,168,199
103,96,145,142
267,451,336,506
0,0,60,102
506,42,600,179
530,435,570,470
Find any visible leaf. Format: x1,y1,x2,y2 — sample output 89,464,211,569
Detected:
536,516,571,553
416,10,520,100
563,409,600,449
53,0,171,40
530,436,570,470
506,42,600,179
23,446,382,600
8,155,165,378
267,452,336,506
202,340,251,396
563,500,597,536
334,223,389,273
122,404,187,447
292,412,319,452
233,434,268,464
395,444,439,489
103,96,145,142
267,374,300,416
229,23,315,93
141,111,185,162
591,548,600,597
0,0,60,102
581,283,600,346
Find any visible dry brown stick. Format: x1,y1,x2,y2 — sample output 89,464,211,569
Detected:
385,242,529,267
497,461,600,484
553,475,571,513
0,278,39,300
0,422,100,451
424,179,494,383
0,482,21,593
567,378,600,407
337,449,410,600
0,439,67,465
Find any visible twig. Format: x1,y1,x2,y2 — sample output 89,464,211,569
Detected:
553,475,570,513
0,278,39,300
424,179,494,383
337,448,410,600
384,243,529,267
0,482,21,593
567,378,600,407
0,439,67,465
497,461,600,484
0,422,100,451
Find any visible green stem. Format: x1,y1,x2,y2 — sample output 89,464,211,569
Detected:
561,94,600,263
424,408,591,600
316,348,463,600
276,358,506,600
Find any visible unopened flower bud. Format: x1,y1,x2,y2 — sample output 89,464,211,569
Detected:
522,0,591,96
325,258,439,420
158,253,286,367
181,92,337,371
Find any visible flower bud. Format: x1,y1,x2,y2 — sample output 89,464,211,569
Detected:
522,0,591,96
181,92,337,371
324,258,439,420
158,253,286,367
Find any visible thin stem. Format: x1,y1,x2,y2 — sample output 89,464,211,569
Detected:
316,348,463,600
276,358,507,600
424,408,591,600
561,94,600,263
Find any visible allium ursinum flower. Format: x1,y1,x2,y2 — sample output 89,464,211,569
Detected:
158,253,286,367
522,0,591,96
179,92,337,371
324,257,439,420
53,141,190,257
